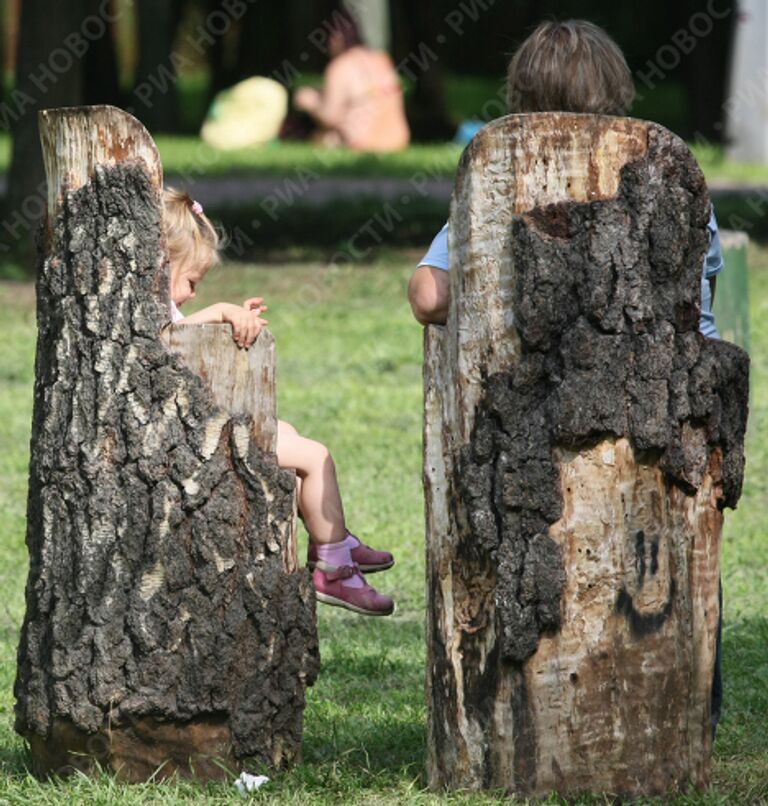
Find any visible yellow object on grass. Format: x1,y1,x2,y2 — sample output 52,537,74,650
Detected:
201,77,288,150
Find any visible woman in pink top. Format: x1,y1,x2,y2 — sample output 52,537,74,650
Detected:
294,10,410,152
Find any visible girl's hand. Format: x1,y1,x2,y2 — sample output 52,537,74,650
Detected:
242,297,268,315
221,304,268,348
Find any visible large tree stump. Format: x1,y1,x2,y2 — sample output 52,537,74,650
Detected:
15,106,319,782
424,113,749,798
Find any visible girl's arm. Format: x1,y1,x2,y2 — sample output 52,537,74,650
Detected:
180,300,268,348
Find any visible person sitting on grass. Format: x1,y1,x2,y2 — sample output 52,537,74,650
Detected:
163,188,395,617
293,7,410,152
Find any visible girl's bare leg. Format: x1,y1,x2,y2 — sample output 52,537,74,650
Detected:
276,421,394,615
276,420,346,544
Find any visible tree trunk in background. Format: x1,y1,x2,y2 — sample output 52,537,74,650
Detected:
725,0,768,161
83,0,124,107
424,113,749,798
4,0,85,269
15,106,319,781
283,0,334,74
206,0,243,97
0,4,5,88
212,0,337,101
391,0,453,141
346,0,390,50
684,0,737,142
131,0,183,131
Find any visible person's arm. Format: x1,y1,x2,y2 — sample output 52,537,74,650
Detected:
181,298,268,348
409,223,450,325
295,60,348,129
408,265,449,325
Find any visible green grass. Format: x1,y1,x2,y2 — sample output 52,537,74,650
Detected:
0,248,767,803
692,143,768,188
152,137,464,181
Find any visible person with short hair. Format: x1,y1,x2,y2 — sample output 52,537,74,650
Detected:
408,19,723,340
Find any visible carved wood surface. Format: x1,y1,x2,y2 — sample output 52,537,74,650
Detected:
161,324,298,575
161,325,278,454
16,106,318,782
424,113,749,798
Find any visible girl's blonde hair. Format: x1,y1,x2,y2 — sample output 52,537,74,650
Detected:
162,187,221,273
506,20,634,116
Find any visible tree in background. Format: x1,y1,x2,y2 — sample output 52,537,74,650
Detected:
84,0,124,109
131,0,184,132
205,0,336,101
3,0,125,268
390,0,453,141
350,0,390,51
4,0,85,267
681,0,737,142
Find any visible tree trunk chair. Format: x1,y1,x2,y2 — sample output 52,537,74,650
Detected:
423,112,749,798
15,105,319,782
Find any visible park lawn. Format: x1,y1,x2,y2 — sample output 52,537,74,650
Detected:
0,249,766,805
151,134,768,188
2,132,768,188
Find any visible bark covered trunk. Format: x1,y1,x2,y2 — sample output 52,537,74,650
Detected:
424,113,749,798
15,106,319,781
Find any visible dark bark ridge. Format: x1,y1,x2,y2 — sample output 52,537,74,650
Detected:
458,127,749,664
16,163,319,768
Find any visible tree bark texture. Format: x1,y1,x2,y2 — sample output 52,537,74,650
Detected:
15,106,319,782
424,113,749,798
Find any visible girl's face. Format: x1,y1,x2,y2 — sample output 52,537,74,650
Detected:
171,261,207,307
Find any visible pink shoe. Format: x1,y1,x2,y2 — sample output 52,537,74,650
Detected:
312,562,395,617
307,533,394,574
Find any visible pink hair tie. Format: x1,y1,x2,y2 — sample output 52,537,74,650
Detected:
191,200,204,216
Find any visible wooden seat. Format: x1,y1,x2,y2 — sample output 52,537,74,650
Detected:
423,112,749,798
17,105,318,782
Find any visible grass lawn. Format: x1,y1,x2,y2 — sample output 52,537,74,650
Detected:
0,248,766,804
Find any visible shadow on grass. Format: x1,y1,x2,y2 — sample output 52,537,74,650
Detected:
710,616,768,802
0,740,33,778
302,614,427,784
720,615,768,734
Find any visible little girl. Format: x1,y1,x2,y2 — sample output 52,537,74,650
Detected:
163,187,394,616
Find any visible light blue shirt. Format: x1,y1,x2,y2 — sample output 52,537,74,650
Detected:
418,211,724,339
700,211,724,339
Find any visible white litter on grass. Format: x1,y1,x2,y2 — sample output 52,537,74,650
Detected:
234,772,270,796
